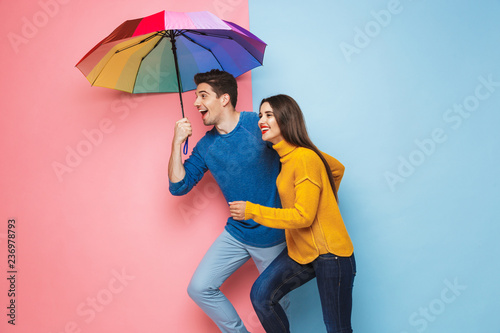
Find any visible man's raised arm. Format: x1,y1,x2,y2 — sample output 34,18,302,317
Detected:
168,118,192,183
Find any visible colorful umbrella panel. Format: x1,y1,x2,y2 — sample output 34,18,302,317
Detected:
76,10,267,94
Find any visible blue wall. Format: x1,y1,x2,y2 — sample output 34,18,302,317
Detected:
249,1,500,332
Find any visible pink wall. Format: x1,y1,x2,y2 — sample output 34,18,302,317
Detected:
0,0,263,332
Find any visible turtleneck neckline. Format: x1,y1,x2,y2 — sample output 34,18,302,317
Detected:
272,140,298,158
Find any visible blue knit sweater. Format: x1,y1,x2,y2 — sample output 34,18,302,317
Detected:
169,111,285,247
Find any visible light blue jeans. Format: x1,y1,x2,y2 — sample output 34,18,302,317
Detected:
187,229,287,333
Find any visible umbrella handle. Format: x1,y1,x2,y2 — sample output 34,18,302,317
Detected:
183,138,188,155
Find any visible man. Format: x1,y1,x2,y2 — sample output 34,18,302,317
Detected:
168,69,286,333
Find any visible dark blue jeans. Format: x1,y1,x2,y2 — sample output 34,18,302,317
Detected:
250,248,356,333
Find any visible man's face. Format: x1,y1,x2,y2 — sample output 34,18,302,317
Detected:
194,83,225,126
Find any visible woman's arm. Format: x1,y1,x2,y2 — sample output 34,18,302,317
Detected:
321,152,345,190
229,178,321,229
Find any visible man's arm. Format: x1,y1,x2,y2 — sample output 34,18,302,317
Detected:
168,118,192,183
168,118,209,196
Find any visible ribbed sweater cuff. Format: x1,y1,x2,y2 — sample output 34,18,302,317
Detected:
244,201,256,221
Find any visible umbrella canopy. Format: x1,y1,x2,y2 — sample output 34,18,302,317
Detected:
76,10,266,154
76,10,266,96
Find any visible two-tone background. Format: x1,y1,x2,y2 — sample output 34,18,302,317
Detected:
1,0,499,332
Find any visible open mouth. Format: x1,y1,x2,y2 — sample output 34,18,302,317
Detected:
260,126,270,134
199,110,208,118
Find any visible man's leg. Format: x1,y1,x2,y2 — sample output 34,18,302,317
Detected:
187,229,252,333
247,241,286,274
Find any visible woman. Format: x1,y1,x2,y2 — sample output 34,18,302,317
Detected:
229,94,355,333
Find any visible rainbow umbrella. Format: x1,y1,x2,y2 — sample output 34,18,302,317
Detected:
76,10,266,153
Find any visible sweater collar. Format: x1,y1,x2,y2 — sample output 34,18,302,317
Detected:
273,140,297,158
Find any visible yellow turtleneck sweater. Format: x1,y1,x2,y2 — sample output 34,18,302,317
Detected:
245,140,353,264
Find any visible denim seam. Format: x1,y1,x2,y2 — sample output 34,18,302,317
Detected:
336,257,342,330
349,256,356,276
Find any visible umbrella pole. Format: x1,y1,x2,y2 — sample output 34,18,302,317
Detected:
169,34,185,118
169,33,188,154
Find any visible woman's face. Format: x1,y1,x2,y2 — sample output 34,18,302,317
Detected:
258,102,284,145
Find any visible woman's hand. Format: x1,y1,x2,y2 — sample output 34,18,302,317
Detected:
229,201,247,221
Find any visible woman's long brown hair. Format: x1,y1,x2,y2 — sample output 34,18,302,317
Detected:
260,94,339,202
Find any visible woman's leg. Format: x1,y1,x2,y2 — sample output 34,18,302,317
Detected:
250,249,316,333
313,253,356,333
247,241,290,314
